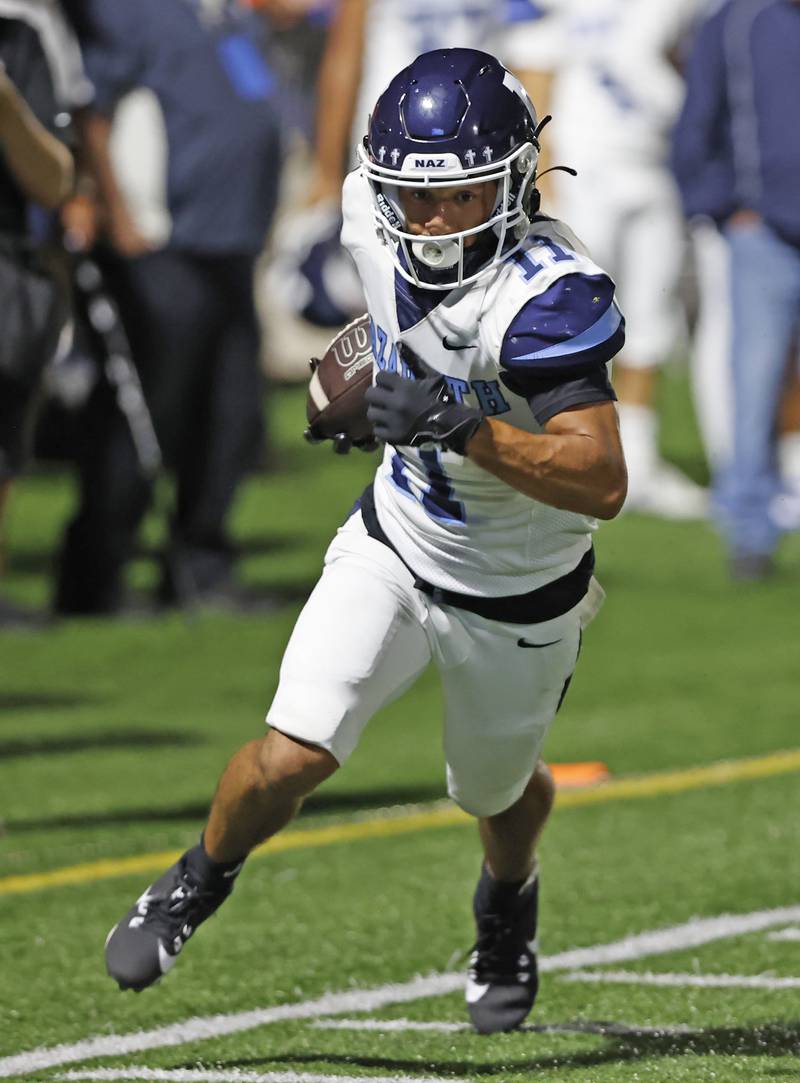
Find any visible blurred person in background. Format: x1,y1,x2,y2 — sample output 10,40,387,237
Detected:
265,0,525,338
672,0,800,580
673,0,800,540
307,0,506,210
54,0,283,615
0,2,75,621
504,0,710,520
773,369,800,530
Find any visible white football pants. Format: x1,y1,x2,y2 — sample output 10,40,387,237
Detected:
266,512,598,817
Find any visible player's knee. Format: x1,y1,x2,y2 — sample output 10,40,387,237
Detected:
449,759,555,820
254,727,339,799
527,759,556,816
448,776,525,819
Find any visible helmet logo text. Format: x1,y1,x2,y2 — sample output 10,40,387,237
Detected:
376,192,402,229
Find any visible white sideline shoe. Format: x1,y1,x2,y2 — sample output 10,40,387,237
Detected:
624,461,709,521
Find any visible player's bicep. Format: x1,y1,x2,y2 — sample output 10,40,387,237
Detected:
507,364,617,427
545,401,625,473
545,400,619,438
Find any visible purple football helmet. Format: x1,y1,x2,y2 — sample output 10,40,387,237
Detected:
358,48,540,290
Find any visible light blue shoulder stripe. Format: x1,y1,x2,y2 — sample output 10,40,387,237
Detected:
511,302,623,362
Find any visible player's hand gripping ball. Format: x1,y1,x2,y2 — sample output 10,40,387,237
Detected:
365,344,483,455
304,313,378,454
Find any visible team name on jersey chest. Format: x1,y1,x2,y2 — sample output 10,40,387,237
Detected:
370,318,511,417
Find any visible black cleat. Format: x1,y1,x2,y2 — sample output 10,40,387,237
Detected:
466,864,539,1034
105,843,241,991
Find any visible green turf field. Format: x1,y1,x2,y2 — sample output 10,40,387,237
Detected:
1,371,799,1083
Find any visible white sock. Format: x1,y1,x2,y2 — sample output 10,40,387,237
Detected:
778,432,800,489
617,403,658,486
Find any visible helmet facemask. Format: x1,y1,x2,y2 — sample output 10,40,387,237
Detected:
358,139,540,291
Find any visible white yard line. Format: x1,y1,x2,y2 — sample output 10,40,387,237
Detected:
564,969,800,990
312,1019,699,1037
5,904,800,1078
0,975,462,1081
58,1071,472,1083
537,904,800,972
314,1020,469,1034
767,927,800,941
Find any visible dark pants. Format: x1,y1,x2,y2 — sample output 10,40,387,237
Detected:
0,243,62,482
56,248,264,613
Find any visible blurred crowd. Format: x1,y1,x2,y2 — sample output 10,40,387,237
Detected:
1,0,798,625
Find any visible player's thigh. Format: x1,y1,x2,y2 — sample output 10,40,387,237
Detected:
618,188,686,366
440,607,582,818
266,522,431,764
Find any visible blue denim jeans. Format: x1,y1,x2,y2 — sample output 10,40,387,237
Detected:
716,221,800,556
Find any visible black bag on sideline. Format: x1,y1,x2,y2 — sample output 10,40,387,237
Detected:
0,241,62,390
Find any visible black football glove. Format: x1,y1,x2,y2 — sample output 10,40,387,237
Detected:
303,425,379,455
365,346,483,455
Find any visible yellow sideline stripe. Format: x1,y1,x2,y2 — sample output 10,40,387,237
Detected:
3,748,800,897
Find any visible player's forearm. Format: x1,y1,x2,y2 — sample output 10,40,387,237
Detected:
514,68,554,197
466,417,627,520
0,79,73,208
311,0,366,199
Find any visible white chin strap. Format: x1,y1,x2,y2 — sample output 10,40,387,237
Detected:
411,237,460,270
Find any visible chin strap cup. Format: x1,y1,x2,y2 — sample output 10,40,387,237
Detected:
412,237,461,269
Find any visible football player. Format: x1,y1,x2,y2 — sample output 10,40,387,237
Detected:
265,0,510,333
104,49,627,1035
504,0,711,519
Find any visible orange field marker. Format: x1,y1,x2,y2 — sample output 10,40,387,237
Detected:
550,761,611,789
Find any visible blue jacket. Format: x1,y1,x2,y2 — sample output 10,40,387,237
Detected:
71,0,281,256
671,0,800,247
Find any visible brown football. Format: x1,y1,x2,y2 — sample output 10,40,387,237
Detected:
306,313,374,440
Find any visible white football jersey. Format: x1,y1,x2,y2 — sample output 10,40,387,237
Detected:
341,170,625,597
503,0,709,169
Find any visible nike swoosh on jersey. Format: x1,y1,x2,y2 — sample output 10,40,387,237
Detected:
516,638,563,649
442,336,477,351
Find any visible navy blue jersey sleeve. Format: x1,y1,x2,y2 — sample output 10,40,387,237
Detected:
499,272,625,380
506,366,617,426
